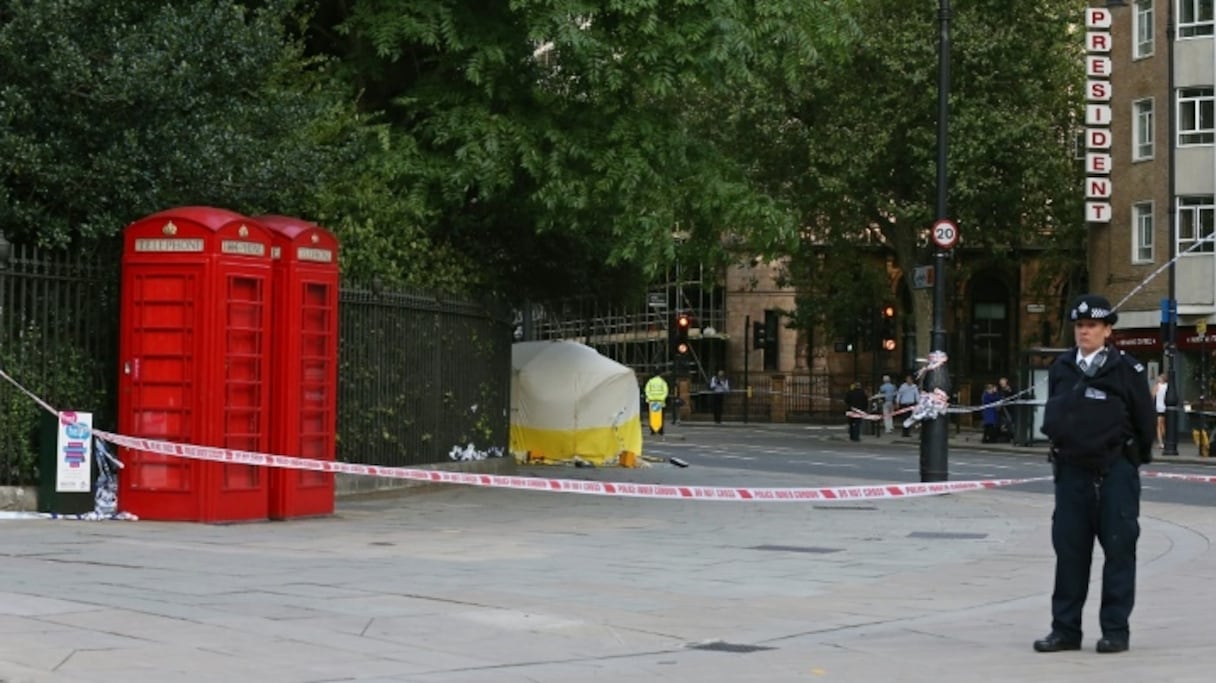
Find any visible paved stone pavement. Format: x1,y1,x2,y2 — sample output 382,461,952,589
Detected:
3,453,1216,682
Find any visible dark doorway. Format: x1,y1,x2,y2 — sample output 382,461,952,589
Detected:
969,273,1011,378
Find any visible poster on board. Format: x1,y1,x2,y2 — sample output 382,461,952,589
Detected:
56,411,93,493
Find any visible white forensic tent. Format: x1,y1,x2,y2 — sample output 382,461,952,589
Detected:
510,341,643,466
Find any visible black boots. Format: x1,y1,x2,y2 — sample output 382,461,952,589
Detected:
1034,633,1129,654
1033,633,1081,653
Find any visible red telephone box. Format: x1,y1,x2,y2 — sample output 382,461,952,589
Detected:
118,207,273,522
259,215,339,519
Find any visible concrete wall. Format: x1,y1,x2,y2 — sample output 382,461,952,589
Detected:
0,486,38,512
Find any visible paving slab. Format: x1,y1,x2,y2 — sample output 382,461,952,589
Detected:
2,462,1215,682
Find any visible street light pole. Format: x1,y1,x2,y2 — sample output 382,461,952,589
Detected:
921,0,951,482
1164,0,1179,456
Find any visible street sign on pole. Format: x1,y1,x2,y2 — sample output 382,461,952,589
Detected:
647,292,667,309
931,219,958,250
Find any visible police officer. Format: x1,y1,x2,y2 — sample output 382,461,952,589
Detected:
1034,295,1155,655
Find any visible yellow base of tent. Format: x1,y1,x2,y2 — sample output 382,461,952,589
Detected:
510,418,643,466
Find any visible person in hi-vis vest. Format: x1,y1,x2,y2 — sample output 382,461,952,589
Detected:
644,373,670,435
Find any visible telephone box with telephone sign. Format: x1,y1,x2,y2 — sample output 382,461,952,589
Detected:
118,207,273,522
259,215,339,519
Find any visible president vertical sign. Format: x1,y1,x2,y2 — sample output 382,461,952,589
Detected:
1085,7,1112,223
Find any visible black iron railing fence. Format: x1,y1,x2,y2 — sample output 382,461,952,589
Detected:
337,288,511,468
0,238,511,486
0,240,121,485
683,371,842,423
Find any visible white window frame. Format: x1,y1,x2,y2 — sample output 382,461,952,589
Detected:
1177,195,1216,254
1180,0,1215,37
1134,1,1154,58
1132,202,1155,263
1133,97,1154,160
1178,87,1215,145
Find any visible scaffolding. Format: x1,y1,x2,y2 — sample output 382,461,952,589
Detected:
526,265,726,381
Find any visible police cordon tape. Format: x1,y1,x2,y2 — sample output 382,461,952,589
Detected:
7,365,1212,503
90,425,1216,501
91,427,1046,501
1143,470,1216,485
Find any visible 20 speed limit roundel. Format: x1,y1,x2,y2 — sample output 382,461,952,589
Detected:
931,219,958,249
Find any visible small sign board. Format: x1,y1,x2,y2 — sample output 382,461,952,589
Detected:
1026,303,1046,313
912,266,934,289
647,292,667,309
56,411,93,493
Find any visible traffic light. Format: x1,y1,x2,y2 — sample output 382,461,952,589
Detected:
675,313,691,356
880,305,897,352
752,320,767,351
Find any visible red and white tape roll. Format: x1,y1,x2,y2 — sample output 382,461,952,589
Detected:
93,428,1047,502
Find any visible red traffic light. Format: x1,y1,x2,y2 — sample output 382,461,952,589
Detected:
676,313,691,328
882,305,896,319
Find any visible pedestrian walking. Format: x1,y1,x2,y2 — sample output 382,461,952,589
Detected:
1034,294,1155,655
998,376,1017,441
980,383,1001,443
844,382,868,442
896,375,919,436
878,374,897,435
710,370,730,424
1151,373,1167,450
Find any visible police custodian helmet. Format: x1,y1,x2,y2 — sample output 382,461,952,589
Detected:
1068,294,1118,326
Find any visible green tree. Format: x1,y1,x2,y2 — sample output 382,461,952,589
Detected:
758,0,1087,353
0,0,359,248
306,0,860,305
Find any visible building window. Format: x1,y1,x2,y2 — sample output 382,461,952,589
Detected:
1134,1,1154,57
1133,98,1154,160
1133,202,1154,263
1180,0,1215,37
1178,87,1215,145
1177,196,1216,253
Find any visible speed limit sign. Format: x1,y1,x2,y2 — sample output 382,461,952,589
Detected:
931,219,959,249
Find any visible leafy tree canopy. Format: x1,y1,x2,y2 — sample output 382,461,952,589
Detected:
749,0,1087,345
0,0,359,247
306,0,861,304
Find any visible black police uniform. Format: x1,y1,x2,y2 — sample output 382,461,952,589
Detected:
1038,332,1155,653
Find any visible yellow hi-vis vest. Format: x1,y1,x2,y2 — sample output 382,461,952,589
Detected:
645,376,669,402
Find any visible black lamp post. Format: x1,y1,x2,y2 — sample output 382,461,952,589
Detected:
921,0,951,483
1164,0,1180,455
